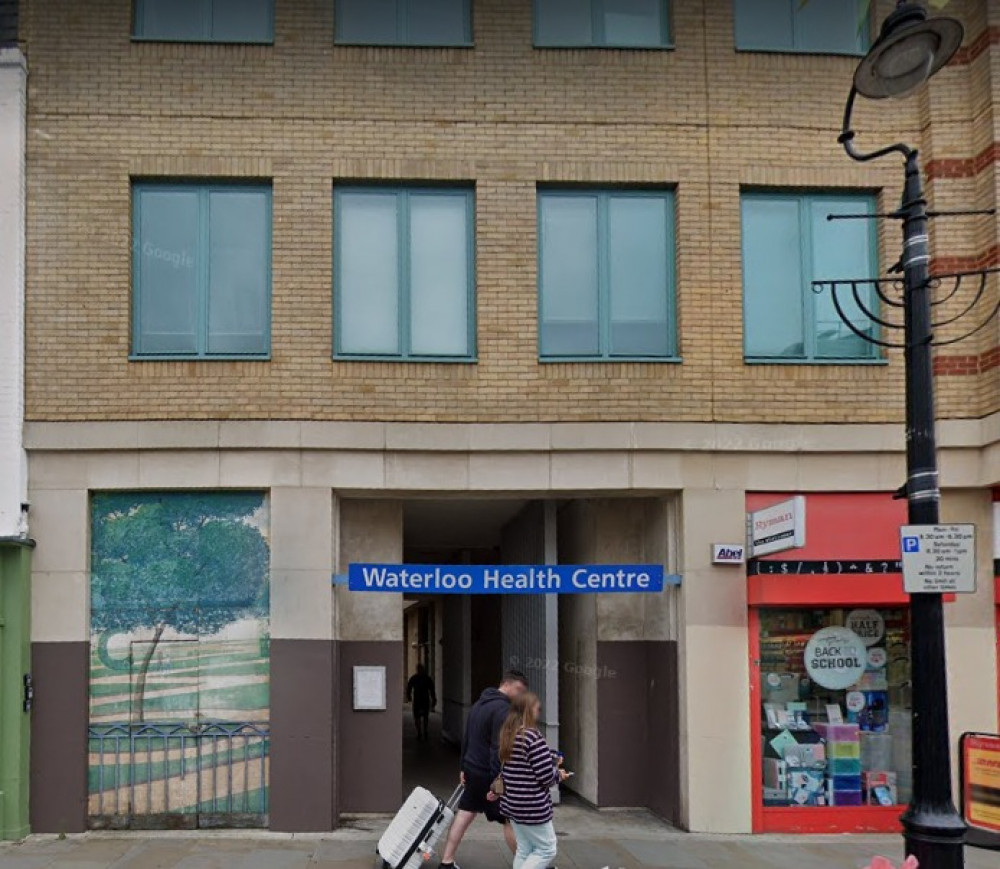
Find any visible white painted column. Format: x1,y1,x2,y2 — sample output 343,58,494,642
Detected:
678,487,753,833
0,47,27,539
269,487,334,640
335,499,403,641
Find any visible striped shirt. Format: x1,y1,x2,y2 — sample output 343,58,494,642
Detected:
499,728,558,825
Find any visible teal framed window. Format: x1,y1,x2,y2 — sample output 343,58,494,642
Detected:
741,192,880,362
334,187,476,361
133,0,274,43
537,189,677,360
534,0,671,48
132,183,272,359
733,0,868,55
334,0,473,46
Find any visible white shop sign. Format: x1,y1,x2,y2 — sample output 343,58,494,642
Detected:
900,524,976,594
748,496,806,557
712,543,746,564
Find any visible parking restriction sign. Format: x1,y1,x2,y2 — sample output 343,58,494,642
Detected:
899,524,976,594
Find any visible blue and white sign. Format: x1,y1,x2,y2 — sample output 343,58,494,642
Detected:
900,524,976,594
344,564,670,594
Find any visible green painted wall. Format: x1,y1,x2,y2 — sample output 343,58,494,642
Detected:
0,541,32,840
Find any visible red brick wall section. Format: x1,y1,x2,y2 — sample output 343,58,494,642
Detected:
926,144,1000,181
950,25,1000,67
934,348,1000,377
931,245,1000,274
934,354,981,376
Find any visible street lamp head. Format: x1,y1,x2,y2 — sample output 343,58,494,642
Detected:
853,1,963,100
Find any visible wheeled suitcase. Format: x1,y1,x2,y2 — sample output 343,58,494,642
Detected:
377,784,464,869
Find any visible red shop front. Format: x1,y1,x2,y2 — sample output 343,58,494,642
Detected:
748,492,912,833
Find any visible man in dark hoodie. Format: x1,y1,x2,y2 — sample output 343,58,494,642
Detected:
439,670,529,869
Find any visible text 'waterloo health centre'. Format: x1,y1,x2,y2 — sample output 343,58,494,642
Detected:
347,563,667,594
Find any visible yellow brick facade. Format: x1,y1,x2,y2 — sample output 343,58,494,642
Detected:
20,0,997,423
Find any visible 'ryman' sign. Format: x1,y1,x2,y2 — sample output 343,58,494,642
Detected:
345,564,668,594
748,496,806,558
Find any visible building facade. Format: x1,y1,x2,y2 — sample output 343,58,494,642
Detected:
0,0,31,842
17,0,1000,836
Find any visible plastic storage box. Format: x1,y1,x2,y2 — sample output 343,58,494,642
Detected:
861,732,893,771
828,757,862,775
814,723,861,742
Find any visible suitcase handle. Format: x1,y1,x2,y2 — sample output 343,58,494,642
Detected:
446,783,465,811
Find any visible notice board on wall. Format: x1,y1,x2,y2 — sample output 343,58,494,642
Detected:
961,732,1000,850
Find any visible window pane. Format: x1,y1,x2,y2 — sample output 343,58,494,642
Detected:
794,0,863,54
211,0,273,42
338,192,400,355
136,0,208,40
207,190,270,355
742,197,804,358
608,196,670,356
733,0,793,51
759,607,911,809
811,198,875,359
539,195,600,356
409,195,470,356
602,0,664,47
406,0,469,44
536,0,593,46
135,189,200,355
336,0,399,43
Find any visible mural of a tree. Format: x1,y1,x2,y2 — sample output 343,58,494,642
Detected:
91,492,269,723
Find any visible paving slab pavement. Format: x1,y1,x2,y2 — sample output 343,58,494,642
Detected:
1,804,997,869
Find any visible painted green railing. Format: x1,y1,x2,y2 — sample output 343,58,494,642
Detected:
87,721,269,828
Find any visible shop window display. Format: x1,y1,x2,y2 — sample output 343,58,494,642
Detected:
759,608,911,808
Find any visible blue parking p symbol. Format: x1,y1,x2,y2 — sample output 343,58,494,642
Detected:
903,536,920,553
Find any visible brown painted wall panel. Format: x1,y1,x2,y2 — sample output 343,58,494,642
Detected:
595,640,679,823
646,641,681,826
337,640,403,815
269,639,335,832
30,641,89,833
596,641,648,808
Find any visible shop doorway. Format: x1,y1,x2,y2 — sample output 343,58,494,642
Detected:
399,500,558,800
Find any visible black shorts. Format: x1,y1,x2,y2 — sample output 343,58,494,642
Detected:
459,770,505,822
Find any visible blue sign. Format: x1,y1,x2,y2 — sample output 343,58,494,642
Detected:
344,564,670,594
902,536,921,553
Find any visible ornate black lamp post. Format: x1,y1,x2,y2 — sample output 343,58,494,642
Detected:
812,3,1000,868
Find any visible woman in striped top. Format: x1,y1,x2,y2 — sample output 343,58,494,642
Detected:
498,692,570,869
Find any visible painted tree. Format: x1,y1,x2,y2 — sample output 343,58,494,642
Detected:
91,492,269,723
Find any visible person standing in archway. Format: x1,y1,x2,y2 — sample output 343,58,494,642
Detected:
438,670,529,869
407,663,437,742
